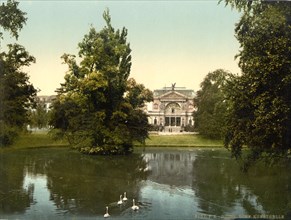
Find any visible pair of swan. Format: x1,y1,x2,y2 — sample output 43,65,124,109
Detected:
104,193,139,218
117,192,128,205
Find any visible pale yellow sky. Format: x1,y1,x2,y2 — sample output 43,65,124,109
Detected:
12,1,241,95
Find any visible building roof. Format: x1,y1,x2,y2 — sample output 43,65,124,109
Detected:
36,95,56,103
153,86,195,98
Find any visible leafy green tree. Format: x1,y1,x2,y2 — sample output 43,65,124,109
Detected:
125,78,153,143
49,10,153,154
0,0,37,146
194,69,233,139
221,1,291,169
29,100,49,129
0,0,27,40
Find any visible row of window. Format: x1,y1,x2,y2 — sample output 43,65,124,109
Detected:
153,117,193,126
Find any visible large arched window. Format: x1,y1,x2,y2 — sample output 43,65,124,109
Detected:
165,102,180,114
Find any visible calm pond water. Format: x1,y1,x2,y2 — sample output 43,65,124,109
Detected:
0,147,290,220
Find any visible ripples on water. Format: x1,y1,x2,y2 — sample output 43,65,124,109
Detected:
0,148,290,219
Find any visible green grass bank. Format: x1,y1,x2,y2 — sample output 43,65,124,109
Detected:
1,132,68,151
136,133,223,147
2,132,223,151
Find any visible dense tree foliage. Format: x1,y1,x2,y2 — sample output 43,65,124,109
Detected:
194,69,233,139
0,0,37,146
49,10,153,154
222,1,291,168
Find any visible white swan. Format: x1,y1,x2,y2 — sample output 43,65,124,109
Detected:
122,192,128,201
131,199,139,211
117,195,123,205
104,206,110,218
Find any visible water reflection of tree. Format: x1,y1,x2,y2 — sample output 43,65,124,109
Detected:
45,152,149,215
192,150,291,216
242,162,291,215
0,149,149,216
0,152,34,214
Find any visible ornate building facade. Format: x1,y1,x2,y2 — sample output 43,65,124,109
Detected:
147,85,195,132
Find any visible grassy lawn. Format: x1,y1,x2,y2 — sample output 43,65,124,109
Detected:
4,132,68,150
1,132,222,151
138,134,223,147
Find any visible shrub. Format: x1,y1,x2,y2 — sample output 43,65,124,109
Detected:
0,122,19,147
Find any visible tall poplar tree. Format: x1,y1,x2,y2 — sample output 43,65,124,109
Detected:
50,10,153,154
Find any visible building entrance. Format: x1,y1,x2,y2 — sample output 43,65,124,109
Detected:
165,117,181,126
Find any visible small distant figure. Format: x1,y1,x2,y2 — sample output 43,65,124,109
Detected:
171,83,176,91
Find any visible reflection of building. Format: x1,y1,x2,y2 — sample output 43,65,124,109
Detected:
143,152,196,186
147,85,195,132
